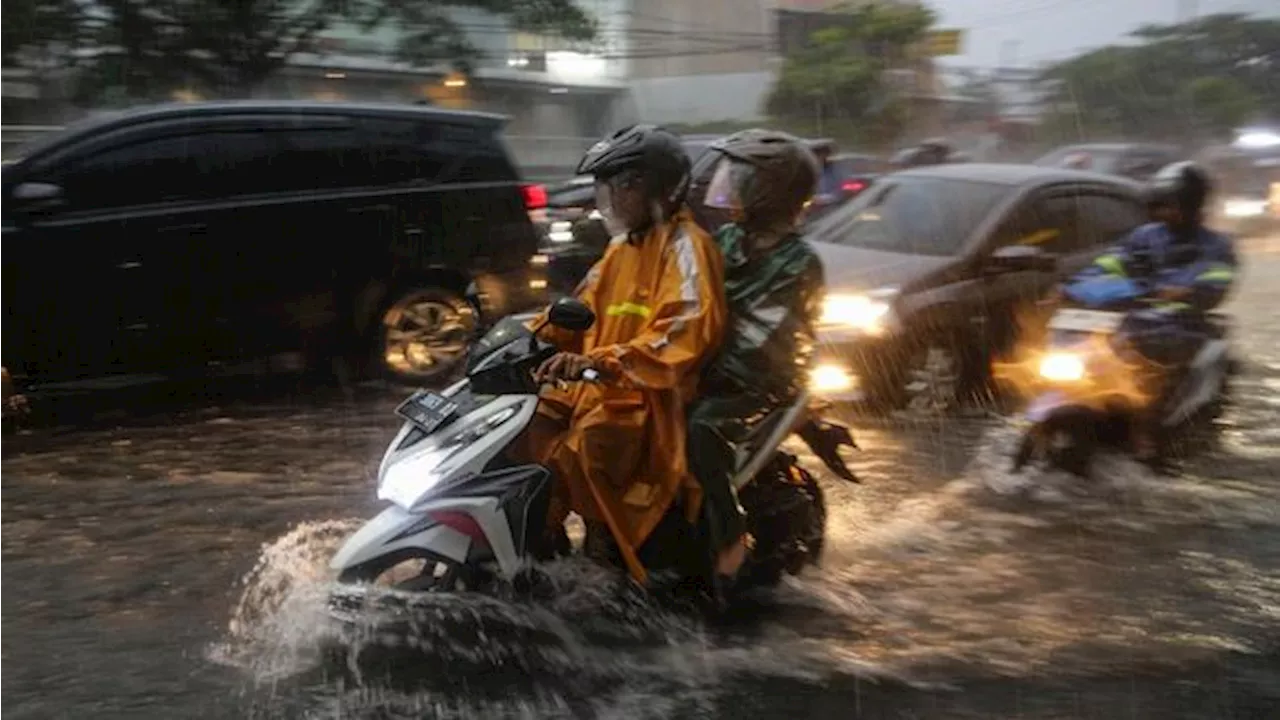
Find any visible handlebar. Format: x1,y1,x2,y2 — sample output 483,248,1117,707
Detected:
537,366,601,388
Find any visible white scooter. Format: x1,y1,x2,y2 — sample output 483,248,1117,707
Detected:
329,298,858,615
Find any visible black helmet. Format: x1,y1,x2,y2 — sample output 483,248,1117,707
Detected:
916,137,952,165
1146,161,1211,218
706,128,819,230
576,124,692,207
808,138,837,158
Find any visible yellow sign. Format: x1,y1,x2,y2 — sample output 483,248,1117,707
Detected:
925,29,964,57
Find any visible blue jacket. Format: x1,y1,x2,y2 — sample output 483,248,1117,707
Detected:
815,164,843,199
1075,222,1238,314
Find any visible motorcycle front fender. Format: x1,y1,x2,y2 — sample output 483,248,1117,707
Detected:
329,504,471,575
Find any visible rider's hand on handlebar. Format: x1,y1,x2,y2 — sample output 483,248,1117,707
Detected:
1156,285,1192,300
534,352,596,385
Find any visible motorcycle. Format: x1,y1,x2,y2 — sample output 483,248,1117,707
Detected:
328,298,859,618
1011,276,1232,475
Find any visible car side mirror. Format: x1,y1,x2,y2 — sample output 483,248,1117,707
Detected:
12,182,65,212
547,297,595,332
988,245,1057,275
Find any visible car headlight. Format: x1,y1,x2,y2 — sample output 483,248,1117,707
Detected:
1038,352,1086,383
820,292,896,334
377,405,521,509
810,364,855,393
1223,198,1267,218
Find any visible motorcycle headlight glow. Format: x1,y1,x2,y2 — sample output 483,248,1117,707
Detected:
1038,352,1087,383
378,446,457,508
377,405,521,510
820,293,895,334
1223,198,1267,218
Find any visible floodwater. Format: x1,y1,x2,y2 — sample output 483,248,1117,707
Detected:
3,248,1278,719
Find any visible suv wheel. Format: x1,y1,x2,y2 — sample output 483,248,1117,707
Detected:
377,287,476,385
863,343,961,415
903,345,960,414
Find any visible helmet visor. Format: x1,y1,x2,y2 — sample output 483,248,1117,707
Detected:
594,170,644,235
703,157,753,211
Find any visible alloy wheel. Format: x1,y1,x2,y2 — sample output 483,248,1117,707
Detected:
380,291,476,383
903,345,959,414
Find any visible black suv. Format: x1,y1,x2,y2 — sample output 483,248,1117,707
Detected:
2,101,549,396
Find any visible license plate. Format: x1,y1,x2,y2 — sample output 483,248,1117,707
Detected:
395,390,460,433
1048,308,1124,333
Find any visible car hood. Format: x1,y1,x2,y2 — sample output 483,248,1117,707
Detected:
808,241,955,294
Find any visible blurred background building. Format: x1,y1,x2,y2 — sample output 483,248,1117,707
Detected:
2,0,1038,174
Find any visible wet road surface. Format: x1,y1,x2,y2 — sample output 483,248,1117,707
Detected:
4,247,1279,719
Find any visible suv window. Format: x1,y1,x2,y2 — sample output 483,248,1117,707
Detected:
450,127,519,183
1079,193,1145,246
276,125,376,190
1033,195,1087,254
359,118,458,186
50,131,283,211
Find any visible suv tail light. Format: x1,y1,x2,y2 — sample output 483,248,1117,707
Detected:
521,183,548,210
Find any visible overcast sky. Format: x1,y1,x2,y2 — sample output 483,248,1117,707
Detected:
931,0,1280,69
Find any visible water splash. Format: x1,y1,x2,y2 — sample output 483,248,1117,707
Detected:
208,518,362,679
215,517,892,719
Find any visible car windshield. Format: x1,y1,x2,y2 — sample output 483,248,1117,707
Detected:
808,176,1011,256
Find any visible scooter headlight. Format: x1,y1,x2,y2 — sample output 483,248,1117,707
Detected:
377,405,521,510
1038,352,1087,383
378,447,457,508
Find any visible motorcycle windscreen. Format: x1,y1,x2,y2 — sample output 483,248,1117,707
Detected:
1064,276,1143,307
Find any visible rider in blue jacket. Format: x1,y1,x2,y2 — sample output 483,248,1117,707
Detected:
1071,161,1238,458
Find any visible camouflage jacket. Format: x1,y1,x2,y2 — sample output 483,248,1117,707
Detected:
705,224,826,399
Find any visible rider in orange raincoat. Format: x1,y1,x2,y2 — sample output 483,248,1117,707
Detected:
528,125,727,583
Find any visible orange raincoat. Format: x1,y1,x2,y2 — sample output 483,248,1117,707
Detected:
533,210,726,582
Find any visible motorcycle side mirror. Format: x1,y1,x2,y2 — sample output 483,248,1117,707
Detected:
988,245,1057,275
547,297,595,332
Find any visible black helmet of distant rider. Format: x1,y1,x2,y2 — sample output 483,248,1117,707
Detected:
576,124,692,237
917,137,953,164
890,143,948,170
702,128,821,235
1145,161,1212,230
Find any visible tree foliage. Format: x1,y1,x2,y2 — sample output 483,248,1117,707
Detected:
1,0,87,66
59,0,595,100
766,2,935,145
1039,13,1279,141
